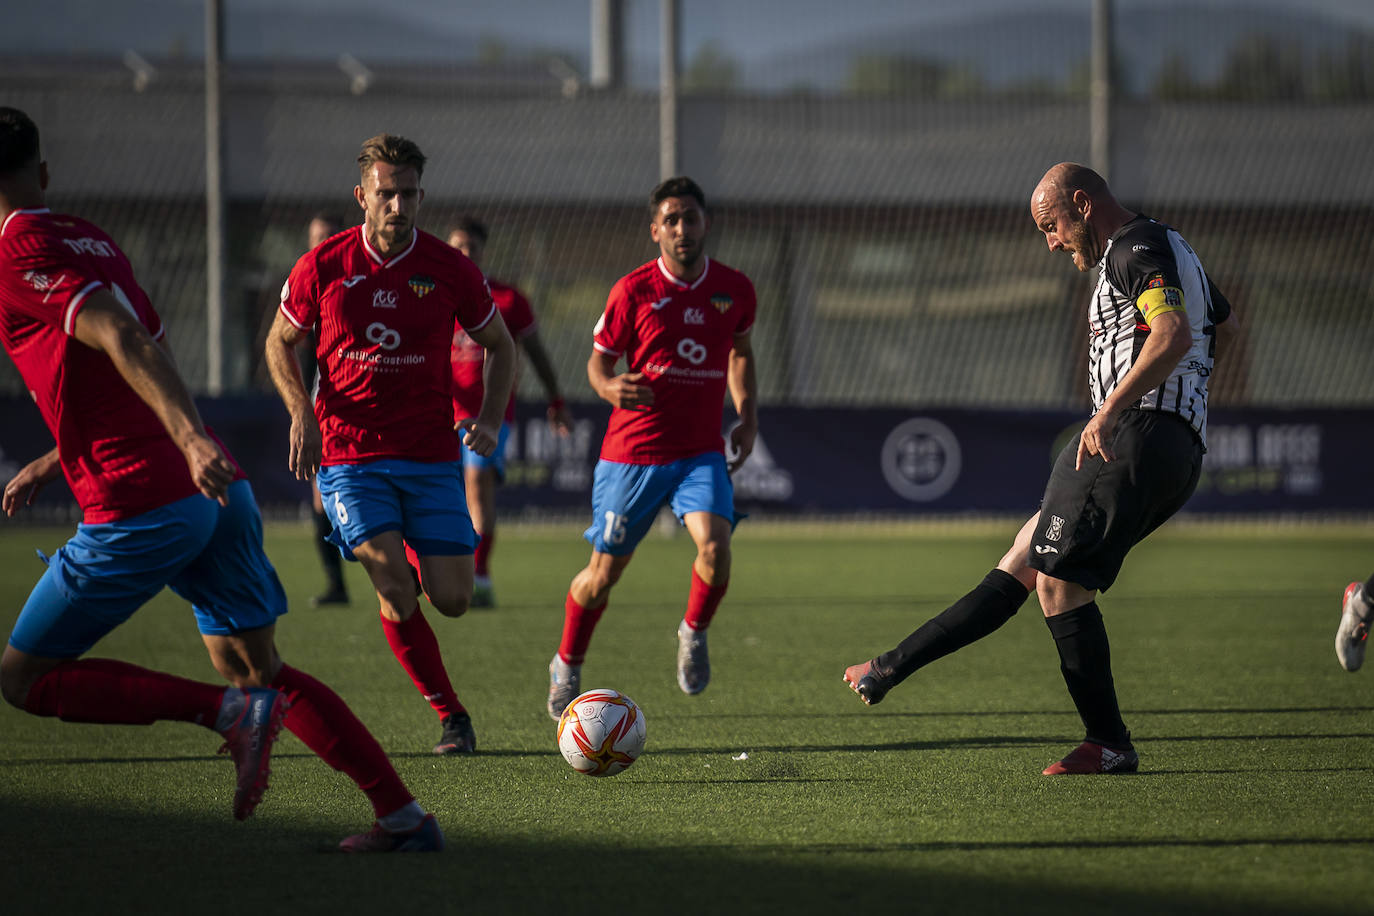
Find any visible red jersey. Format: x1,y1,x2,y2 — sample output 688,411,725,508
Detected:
279,226,497,465
451,279,535,424
594,256,756,464
0,208,212,522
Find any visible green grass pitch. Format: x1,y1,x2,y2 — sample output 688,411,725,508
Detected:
1,518,1371,915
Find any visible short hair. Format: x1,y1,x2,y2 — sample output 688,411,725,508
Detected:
357,133,426,181
0,107,41,176
649,176,706,216
309,210,344,229
450,215,488,246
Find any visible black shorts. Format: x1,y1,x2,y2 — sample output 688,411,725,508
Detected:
1028,408,1203,592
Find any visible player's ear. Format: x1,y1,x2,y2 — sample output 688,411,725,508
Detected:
353,185,366,210
38,161,49,190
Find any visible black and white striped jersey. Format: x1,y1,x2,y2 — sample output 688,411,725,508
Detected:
1088,215,1231,449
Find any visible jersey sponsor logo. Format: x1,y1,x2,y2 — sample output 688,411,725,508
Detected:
61,237,117,258
1132,244,1150,252
342,274,367,288
677,337,708,365
365,321,402,350
372,289,398,309
409,274,436,298
1044,514,1066,542
710,293,733,313
650,296,673,310
1034,544,1059,555
683,307,705,325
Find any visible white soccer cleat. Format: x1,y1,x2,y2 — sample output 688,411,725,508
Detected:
676,619,710,695
1336,582,1371,672
547,654,582,721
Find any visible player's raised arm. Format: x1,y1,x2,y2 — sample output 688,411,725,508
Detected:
459,312,516,457
70,291,235,504
264,308,322,481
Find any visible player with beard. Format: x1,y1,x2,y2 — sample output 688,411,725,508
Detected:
844,162,1236,775
266,133,516,757
546,177,759,720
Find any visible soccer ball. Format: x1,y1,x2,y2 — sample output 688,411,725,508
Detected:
556,688,647,777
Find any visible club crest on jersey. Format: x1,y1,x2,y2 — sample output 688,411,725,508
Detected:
23,270,55,292
409,274,437,298
372,288,399,309
1163,288,1182,307
683,307,706,325
710,293,733,313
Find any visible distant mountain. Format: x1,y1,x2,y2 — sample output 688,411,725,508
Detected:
740,3,1374,92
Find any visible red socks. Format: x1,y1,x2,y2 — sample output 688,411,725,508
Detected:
380,606,465,719
23,658,225,726
473,530,493,577
270,664,413,818
557,592,607,665
684,568,728,631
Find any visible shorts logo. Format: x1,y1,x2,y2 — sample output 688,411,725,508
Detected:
366,321,402,350
372,289,398,308
684,307,705,325
1034,545,1059,555
710,293,733,313
409,275,436,298
677,337,708,365
1044,514,1066,542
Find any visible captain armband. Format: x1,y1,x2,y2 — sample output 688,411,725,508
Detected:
1136,286,1186,326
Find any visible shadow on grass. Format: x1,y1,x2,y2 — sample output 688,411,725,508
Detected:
0,795,1361,916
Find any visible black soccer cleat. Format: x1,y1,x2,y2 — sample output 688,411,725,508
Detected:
433,712,476,755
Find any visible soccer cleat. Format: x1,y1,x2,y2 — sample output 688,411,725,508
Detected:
547,654,581,721
339,813,446,853
217,687,289,820
842,659,893,706
676,619,710,695
470,576,495,609
310,586,349,608
1336,581,1371,672
1042,740,1139,775
433,712,476,755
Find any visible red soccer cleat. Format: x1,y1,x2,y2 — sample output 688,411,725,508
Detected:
1042,740,1139,775
339,813,446,853
842,659,892,706
217,687,289,820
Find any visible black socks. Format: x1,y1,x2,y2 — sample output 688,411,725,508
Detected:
1045,602,1131,750
875,568,1030,685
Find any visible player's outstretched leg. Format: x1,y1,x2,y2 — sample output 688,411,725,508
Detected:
843,569,1029,707
215,686,290,820
1336,581,1372,672
269,664,444,851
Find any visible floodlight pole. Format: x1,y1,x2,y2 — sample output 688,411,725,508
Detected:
590,0,625,90
1090,0,1114,182
659,0,680,180
204,0,226,395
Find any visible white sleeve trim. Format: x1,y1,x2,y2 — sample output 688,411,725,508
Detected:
593,341,621,357
277,301,311,331
62,280,104,336
465,301,497,333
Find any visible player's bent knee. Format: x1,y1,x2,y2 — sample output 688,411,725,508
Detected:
433,597,468,619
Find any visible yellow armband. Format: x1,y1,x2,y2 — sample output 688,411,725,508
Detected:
1136,286,1186,326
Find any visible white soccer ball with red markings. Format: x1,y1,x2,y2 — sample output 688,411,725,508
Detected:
556,688,646,777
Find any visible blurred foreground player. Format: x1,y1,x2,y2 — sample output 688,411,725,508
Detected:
266,133,516,755
0,107,442,851
844,162,1235,775
546,177,758,719
444,215,572,607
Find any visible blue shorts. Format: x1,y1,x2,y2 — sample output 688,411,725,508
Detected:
460,421,511,482
8,480,288,658
316,459,475,559
583,453,739,556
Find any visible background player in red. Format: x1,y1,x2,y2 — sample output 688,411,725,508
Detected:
0,107,443,851
445,215,572,607
301,211,351,608
546,176,758,720
265,133,516,757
